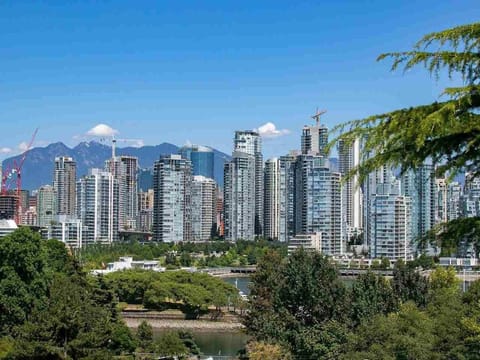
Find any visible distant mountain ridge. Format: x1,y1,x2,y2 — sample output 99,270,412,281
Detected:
2,141,231,191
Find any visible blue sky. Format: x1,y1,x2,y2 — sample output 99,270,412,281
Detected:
0,0,479,159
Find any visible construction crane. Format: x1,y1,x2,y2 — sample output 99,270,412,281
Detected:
110,135,143,159
1,128,38,224
311,108,327,126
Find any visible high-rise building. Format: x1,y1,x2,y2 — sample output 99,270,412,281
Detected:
53,156,76,216
22,206,37,226
105,156,139,230
301,122,328,156
179,144,215,180
338,138,362,241
362,161,395,249
215,186,224,237
401,164,436,243
191,175,216,242
76,169,119,244
0,194,18,221
153,155,192,243
436,178,448,223
447,181,462,221
264,158,280,240
137,189,154,232
278,152,298,243
463,173,480,218
37,185,56,227
224,151,256,241
234,131,263,235
294,154,344,255
369,180,412,261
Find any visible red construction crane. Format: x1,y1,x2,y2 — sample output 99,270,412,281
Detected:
1,128,38,223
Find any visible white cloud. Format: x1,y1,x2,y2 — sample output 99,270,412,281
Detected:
0,147,12,154
18,142,29,152
86,124,119,137
256,122,291,138
131,139,145,148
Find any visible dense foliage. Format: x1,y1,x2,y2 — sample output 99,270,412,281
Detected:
0,228,203,359
102,269,240,317
245,248,480,359
78,239,287,270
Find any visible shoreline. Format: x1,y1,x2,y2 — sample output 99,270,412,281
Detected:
123,317,245,331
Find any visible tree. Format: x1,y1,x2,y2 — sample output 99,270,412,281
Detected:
245,249,348,358
349,272,397,327
11,274,136,358
136,320,154,351
0,228,49,335
246,341,292,360
153,331,188,358
342,303,439,360
391,261,430,308
330,22,480,182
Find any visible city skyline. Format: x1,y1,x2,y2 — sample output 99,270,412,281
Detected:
1,1,479,160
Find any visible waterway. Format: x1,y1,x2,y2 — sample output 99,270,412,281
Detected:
223,276,251,295
154,329,249,357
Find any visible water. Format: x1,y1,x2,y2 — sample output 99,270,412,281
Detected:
223,276,251,295
154,329,249,357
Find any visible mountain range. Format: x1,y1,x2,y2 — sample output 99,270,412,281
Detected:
1,141,231,191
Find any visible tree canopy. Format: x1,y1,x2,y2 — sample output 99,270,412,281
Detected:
329,22,480,182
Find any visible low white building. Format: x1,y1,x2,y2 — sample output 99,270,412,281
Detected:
91,256,165,275
288,232,322,255
439,257,478,268
0,219,17,238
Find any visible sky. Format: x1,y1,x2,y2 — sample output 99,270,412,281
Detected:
0,0,479,159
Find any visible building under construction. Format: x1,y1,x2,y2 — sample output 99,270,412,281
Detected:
0,194,18,220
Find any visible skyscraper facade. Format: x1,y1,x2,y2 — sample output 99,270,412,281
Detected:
153,155,192,243
463,173,480,218
137,189,154,232
436,178,448,223
278,152,298,243
191,175,216,242
338,138,362,240
234,131,263,236
301,122,329,156
369,181,412,261
105,155,139,230
53,156,76,216
37,185,56,227
76,169,119,244
179,144,215,180
294,154,344,255
264,158,280,240
447,182,462,221
401,164,436,242
224,151,256,241
362,161,395,250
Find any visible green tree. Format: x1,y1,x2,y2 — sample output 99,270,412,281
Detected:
342,303,439,360
153,331,188,358
11,274,136,358
0,228,49,335
136,320,154,351
245,249,348,358
349,272,397,327
391,261,429,308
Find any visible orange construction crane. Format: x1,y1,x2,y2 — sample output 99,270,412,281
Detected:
1,128,38,223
